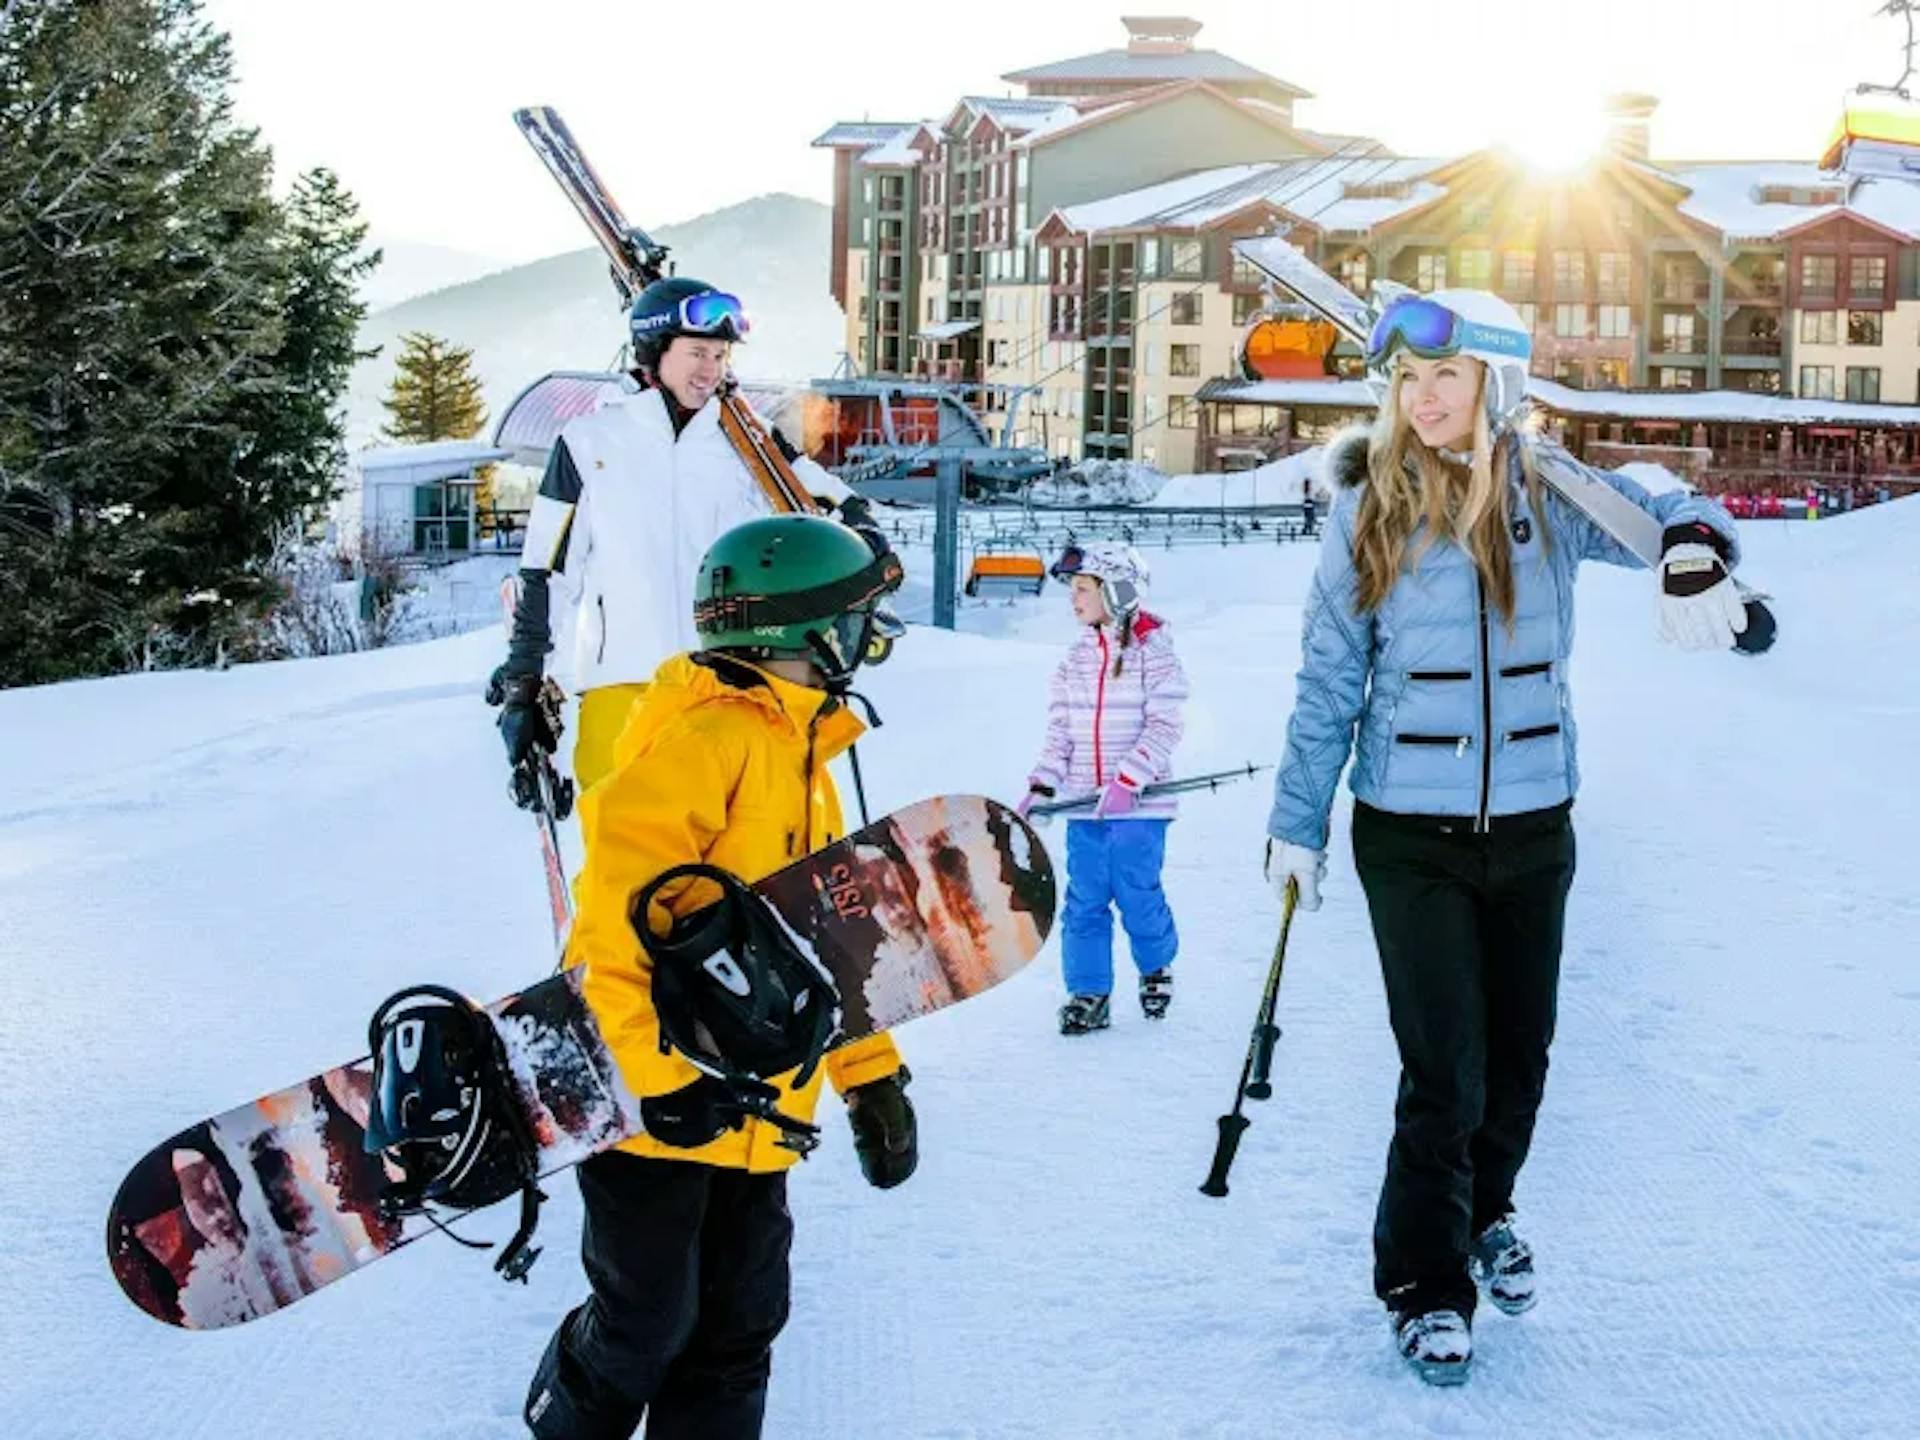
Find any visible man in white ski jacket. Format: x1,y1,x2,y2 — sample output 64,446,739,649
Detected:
490,276,895,792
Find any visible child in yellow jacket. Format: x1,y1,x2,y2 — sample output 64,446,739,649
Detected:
526,514,913,1440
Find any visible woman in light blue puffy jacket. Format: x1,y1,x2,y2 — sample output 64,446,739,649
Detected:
1264,288,1750,1386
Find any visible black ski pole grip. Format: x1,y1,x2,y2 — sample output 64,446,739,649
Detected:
1244,1021,1283,1101
1199,1113,1251,1198
1733,597,1777,656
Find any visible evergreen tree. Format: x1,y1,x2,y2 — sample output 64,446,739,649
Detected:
0,0,378,684
379,331,494,528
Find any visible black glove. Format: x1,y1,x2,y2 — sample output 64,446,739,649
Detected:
837,494,895,565
486,665,557,771
640,1077,750,1150
846,1066,917,1190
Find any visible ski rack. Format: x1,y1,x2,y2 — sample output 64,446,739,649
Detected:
1230,235,1777,655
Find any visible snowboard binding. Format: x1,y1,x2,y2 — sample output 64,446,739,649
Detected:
634,863,845,1155
364,984,547,1281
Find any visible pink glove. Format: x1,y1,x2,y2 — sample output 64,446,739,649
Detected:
1092,777,1140,820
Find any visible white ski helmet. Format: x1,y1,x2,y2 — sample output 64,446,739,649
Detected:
1050,541,1148,621
1364,284,1533,429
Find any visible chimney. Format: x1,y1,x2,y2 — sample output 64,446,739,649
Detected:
1604,93,1660,164
1122,16,1203,56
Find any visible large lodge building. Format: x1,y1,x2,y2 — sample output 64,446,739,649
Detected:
813,16,1920,499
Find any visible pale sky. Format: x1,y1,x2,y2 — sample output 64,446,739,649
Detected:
203,0,1886,264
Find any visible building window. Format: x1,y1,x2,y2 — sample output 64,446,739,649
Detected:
1849,254,1888,300
1845,365,1881,402
1553,358,1585,387
1516,302,1538,332
1233,291,1263,326
1596,252,1631,300
1593,358,1630,388
1658,367,1697,390
1502,250,1535,295
1170,292,1201,325
1660,312,1695,352
1456,249,1492,287
1167,396,1198,430
1170,239,1204,278
1848,310,1883,346
1169,344,1201,378
1416,253,1447,292
1800,310,1838,345
1552,250,1586,293
1339,253,1369,294
1597,305,1631,339
1798,364,1836,398
1555,303,1588,338
1231,253,1263,287
1140,238,1159,276
1800,253,1838,297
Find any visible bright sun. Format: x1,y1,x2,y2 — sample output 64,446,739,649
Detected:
1506,105,1618,174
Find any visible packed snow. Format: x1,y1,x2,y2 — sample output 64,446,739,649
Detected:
3,501,1918,1437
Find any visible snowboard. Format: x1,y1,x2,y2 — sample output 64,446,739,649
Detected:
107,795,1055,1330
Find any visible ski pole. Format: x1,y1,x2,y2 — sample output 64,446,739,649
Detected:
1199,878,1298,1199
1029,763,1271,819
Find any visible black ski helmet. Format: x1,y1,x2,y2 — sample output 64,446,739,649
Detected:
632,864,842,1091
629,276,749,372
363,985,532,1213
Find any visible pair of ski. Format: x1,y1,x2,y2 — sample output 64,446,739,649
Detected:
1230,236,1779,656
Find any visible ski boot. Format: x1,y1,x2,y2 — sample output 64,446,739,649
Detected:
1391,1307,1473,1386
1470,1214,1537,1315
1058,994,1111,1035
1139,968,1173,1020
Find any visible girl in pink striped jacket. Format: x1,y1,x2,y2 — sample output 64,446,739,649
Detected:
1018,543,1190,1035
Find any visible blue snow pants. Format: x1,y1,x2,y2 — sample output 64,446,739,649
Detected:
1061,818,1178,996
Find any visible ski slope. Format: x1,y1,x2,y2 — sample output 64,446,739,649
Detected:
3,503,1917,1438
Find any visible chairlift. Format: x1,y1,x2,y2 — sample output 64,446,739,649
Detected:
963,534,1048,599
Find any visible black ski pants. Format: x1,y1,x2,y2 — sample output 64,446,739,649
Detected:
1352,800,1575,1320
525,1152,793,1440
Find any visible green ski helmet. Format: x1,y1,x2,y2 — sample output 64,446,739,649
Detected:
694,515,904,685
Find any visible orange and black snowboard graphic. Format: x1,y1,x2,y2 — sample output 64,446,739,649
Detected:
108,796,1054,1328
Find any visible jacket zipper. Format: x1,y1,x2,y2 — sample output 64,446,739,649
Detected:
1501,661,1551,679
1092,629,1109,786
1407,669,1472,682
1476,575,1492,834
597,595,608,665
1507,724,1562,742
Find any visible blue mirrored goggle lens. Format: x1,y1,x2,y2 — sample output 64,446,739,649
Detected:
1366,297,1460,365
1049,544,1084,581
680,291,749,336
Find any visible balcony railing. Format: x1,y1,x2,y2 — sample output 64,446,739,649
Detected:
1722,336,1783,357
1652,280,1707,304
1648,334,1704,355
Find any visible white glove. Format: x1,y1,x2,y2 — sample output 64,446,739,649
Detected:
1658,528,1747,652
1266,840,1326,912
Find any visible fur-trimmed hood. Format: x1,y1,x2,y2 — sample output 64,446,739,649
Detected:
1324,426,1373,490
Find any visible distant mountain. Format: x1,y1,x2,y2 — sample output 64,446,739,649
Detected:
358,234,516,311
347,194,845,446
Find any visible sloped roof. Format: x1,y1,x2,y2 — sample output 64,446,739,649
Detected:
811,121,921,150
1044,155,1448,237
1002,46,1311,100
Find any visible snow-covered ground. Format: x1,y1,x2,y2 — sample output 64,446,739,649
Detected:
3,502,1918,1437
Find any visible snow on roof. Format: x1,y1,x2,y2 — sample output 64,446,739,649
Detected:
1527,377,1920,427
1652,159,1920,242
859,126,935,168
957,95,1076,130
1050,155,1447,236
1196,377,1377,407
1010,98,1136,149
355,439,511,474
811,121,921,149
1198,374,1920,427
1001,47,1310,99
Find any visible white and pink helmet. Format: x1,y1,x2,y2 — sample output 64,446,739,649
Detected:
1050,541,1150,620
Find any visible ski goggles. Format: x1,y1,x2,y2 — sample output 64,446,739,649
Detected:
633,289,751,340
1049,544,1086,581
1365,294,1528,368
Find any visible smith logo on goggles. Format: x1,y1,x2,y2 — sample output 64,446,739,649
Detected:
632,290,751,338
1366,295,1529,368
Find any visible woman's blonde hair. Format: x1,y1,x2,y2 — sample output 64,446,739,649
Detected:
1351,362,1545,623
